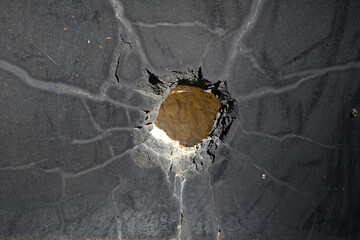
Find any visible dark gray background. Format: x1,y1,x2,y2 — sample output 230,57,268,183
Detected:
0,0,359,239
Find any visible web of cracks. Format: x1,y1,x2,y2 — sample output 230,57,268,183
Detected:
1,0,358,237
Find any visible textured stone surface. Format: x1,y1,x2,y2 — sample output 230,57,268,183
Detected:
0,0,360,239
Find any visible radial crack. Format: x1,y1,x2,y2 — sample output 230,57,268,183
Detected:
236,61,360,101
175,174,187,240
131,21,227,36
281,60,360,80
222,0,266,80
108,0,151,66
111,185,123,240
0,158,49,171
63,144,140,178
70,127,136,145
0,60,140,110
206,171,221,240
240,128,353,150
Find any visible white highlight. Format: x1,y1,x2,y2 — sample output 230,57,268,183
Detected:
151,124,196,155
169,89,191,95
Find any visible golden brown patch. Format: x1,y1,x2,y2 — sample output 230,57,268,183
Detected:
351,109,358,119
155,85,221,147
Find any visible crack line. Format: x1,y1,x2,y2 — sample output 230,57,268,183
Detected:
111,185,123,240
206,171,221,240
70,127,134,145
131,21,227,36
63,144,140,178
223,0,265,80
236,61,360,101
0,158,49,171
0,60,140,110
108,0,151,67
281,60,360,80
241,128,355,150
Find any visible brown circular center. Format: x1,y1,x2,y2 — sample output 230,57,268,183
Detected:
154,85,221,147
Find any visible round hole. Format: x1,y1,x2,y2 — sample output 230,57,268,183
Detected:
154,85,221,147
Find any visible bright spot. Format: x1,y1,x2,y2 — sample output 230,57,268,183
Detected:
150,124,196,156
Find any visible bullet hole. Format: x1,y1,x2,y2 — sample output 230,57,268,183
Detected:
351,109,358,119
155,85,221,147
145,68,237,169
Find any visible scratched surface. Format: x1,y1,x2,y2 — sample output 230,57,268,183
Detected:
0,0,360,239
